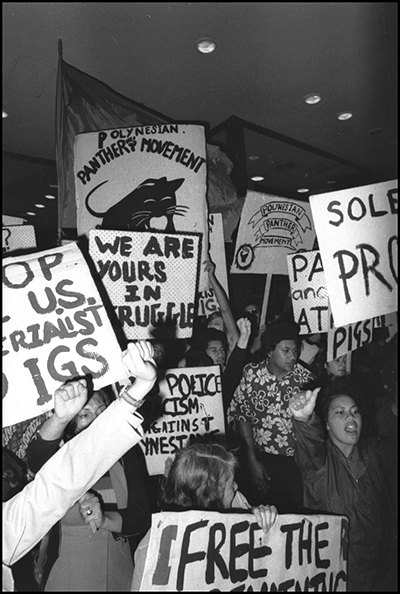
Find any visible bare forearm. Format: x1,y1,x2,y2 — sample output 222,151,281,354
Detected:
101,511,123,533
36,414,69,441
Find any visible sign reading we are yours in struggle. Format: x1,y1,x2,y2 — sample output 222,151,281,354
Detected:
89,230,202,340
2,244,129,428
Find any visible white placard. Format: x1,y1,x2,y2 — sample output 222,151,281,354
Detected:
231,191,315,274
310,180,398,326
138,511,348,591
2,244,129,427
74,123,209,291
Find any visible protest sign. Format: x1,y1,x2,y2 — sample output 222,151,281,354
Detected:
197,213,229,317
118,365,225,475
89,229,201,340
3,225,36,254
327,310,385,361
74,123,209,291
310,180,398,327
231,191,315,275
2,243,129,427
138,510,348,592
287,250,329,334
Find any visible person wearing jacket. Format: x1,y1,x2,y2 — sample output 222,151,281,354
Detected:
289,378,397,592
3,341,157,593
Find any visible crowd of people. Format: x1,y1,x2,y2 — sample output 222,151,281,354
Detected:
3,258,397,592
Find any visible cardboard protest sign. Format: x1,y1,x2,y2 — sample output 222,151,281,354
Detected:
2,243,129,427
89,229,201,340
287,250,329,334
3,225,36,254
197,213,229,317
327,310,389,361
310,180,398,327
138,510,348,592
231,190,315,275
128,365,224,475
74,123,209,291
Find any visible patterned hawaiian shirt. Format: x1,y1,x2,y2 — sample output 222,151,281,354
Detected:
227,361,315,456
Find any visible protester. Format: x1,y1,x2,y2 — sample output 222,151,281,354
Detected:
289,379,397,592
227,320,317,512
3,341,157,593
131,443,278,590
241,303,266,359
203,259,239,356
27,380,151,592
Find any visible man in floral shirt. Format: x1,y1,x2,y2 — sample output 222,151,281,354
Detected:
227,320,316,512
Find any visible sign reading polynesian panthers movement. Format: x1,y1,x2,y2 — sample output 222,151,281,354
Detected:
231,191,315,274
137,511,348,591
310,180,398,327
74,123,209,291
2,243,129,427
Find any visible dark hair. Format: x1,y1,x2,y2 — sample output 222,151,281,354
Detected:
159,443,238,511
3,448,28,501
319,378,361,422
64,386,113,441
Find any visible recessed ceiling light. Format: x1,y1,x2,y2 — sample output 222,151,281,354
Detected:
2,110,8,118
26,212,36,216
44,194,56,199
35,204,46,208
337,112,353,121
251,176,264,182
297,188,309,193
369,127,383,135
327,180,337,184
304,94,321,105
248,155,259,161
196,38,216,54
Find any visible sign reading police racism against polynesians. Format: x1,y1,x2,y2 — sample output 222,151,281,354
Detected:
137,511,348,591
2,243,130,428
310,180,398,327
138,365,225,475
231,191,316,274
89,229,202,340
287,250,329,334
74,123,209,292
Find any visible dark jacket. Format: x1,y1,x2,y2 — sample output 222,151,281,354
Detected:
292,412,397,592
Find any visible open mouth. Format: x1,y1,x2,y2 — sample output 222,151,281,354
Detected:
345,423,358,434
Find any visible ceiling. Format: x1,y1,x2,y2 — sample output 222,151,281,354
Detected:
2,2,398,233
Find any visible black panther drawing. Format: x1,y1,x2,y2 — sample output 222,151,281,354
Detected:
85,176,188,232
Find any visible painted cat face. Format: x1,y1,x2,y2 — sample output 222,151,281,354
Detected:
85,176,188,232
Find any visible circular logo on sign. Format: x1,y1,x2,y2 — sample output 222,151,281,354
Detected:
235,244,255,270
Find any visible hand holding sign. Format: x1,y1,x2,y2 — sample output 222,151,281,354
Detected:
288,387,321,422
251,504,278,534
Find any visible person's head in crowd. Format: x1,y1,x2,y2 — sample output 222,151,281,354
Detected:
203,328,227,368
319,379,362,456
260,321,301,377
152,340,167,367
324,354,348,378
159,443,239,511
2,448,28,502
64,386,113,441
206,311,225,333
